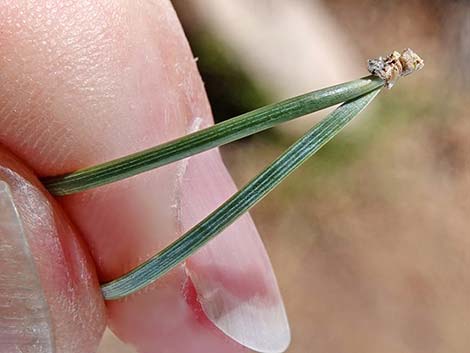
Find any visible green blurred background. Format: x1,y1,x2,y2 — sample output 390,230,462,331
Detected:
171,0,470,352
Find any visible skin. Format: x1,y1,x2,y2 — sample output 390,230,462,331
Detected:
0,1,288,352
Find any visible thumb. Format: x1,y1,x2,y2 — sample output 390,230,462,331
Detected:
0,146,105,353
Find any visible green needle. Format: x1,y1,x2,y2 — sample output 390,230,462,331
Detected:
101,88,381,300
42,76,383,196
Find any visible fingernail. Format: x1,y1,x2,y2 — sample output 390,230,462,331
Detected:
180,152,291,353
0,181,54,353
186,258,291,353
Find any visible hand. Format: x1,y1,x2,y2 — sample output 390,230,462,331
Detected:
0,1,289,352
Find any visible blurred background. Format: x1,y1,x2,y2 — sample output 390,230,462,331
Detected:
100,0,470,352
